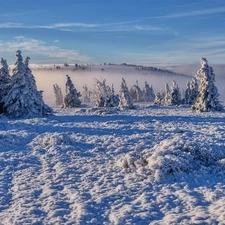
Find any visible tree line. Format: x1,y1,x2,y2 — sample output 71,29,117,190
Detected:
0,51,222,119
54,57,223,112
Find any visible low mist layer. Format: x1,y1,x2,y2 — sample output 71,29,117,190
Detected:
32,64,225,106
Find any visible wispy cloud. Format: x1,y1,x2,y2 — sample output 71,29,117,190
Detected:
134,25,170,31
52,22,98,29
0,36,90,63
150,7,225,19
0,22,25,28
0,21,173,33
121,35,225,64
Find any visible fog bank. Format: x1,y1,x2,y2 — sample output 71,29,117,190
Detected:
32,64,225,106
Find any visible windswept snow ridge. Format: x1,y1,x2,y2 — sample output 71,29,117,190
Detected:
1,105,225,224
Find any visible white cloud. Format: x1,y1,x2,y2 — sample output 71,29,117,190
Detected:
121,35,225,64
151,7,225,19
53,21,171,33
53,22,98,28
53,40,60,43
0,21,172,34
0,36,90,63
134,25,170,31
0,22,25,28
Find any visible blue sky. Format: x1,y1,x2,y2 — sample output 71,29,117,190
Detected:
0,0,225,64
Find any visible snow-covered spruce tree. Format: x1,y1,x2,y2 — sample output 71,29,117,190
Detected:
189,77,199,105
118,78,134,109
0,58,11,113
163,83,171,105
105,84,119,107
62,74,81,108
183,81,191,104
143,81,155,102
191,58,223,112
160,88,166,104
3,51,52,118
154,92,163,105
0,58,10,79
169,80,182,105
24,56,52,115
53,84,63,106
82,84,91,103
184,78,199,105
93,79,105,107
93,79,111,107
129,80,143,102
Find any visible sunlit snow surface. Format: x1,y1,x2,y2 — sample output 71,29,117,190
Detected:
1,104,225,224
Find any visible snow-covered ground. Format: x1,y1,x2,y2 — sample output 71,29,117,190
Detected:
1,104,225,224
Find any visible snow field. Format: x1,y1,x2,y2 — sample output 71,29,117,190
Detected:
0,105,225,224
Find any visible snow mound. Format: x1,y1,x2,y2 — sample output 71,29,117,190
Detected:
117,135,225,181
86,107,119,115
30,132,73,147
0,131,31,150
116,152,147,169
144,136,195,180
